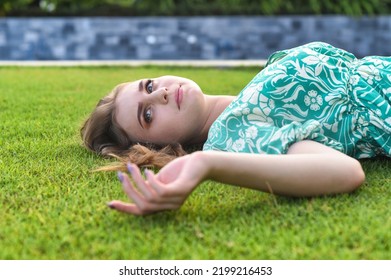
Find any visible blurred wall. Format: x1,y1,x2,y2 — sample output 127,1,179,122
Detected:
0,16,389,60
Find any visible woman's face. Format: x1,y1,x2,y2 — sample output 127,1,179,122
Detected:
115,75,208,146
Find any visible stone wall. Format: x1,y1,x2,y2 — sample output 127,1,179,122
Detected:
0,16,390,60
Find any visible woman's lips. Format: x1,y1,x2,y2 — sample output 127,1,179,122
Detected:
176,86,183,109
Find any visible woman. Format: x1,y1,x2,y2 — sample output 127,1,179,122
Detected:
81,42,391,216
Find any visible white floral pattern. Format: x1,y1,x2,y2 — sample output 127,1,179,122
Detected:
304,90,323,111
232,138,246,152
203,42,391,158
357,64,381,85
245,126,258,139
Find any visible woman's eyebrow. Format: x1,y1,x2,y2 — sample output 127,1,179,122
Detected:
138,80,143,92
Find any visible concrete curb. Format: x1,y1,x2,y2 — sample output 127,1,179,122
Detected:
0,60,266,67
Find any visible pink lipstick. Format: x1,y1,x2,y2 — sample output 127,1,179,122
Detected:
176,86,183,109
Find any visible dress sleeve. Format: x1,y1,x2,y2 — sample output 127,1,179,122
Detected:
203,119,345,154
265,41,356,67
265,49,289,67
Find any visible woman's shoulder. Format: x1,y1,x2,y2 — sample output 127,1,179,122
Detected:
266,41,356,67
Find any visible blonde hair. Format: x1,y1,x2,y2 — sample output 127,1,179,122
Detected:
81,83,187,171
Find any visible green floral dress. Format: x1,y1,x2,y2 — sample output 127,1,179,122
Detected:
203,42,391,158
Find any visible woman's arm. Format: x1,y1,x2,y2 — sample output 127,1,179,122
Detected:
203,140,365,197
108,140,365,215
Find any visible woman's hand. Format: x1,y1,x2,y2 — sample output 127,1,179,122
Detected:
107,152,209,215
107,141,365,216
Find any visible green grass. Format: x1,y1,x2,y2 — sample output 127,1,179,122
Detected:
0,66,390,260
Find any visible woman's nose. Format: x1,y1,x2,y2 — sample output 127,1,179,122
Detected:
150,87,168,104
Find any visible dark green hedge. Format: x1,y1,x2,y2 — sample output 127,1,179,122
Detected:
2,0,391,17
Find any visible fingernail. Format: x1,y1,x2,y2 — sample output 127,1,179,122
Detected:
107,202,115,209
126,163,133,174
117,171,124,182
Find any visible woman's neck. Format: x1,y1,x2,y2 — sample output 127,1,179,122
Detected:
190,94,235,145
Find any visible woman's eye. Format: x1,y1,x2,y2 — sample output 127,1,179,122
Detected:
144,107,152,123
146,80,153,93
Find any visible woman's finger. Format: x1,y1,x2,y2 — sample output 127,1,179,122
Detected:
126,163,157,200
107,200,181,216
118,171,147,209
144,169,169,196
107,200,145,215
145,169,185,198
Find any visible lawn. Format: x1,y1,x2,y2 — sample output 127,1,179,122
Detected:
0,66,390,260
